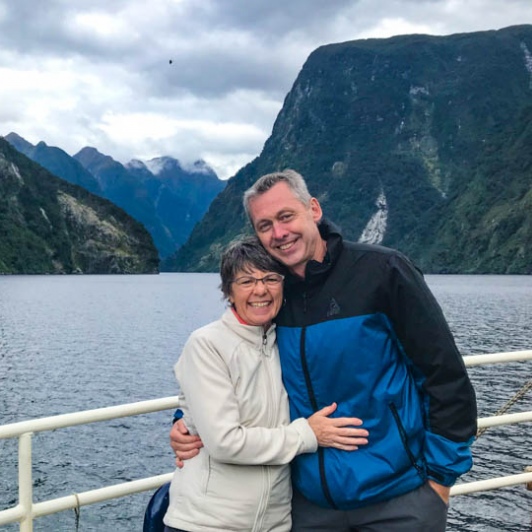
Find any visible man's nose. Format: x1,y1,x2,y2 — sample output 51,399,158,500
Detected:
271,221,287,240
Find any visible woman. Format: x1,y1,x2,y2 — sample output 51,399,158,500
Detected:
163,237,367,532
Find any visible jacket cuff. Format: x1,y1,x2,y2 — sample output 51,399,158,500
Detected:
292,418,318,453
427,469,456,487
172,408,184,424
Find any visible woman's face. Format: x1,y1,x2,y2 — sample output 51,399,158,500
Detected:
229,266,284,327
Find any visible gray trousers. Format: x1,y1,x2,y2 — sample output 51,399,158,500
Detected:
291,482,448,532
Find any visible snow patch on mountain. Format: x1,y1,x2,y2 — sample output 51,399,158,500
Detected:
144,157,176,175
139,156,214,176
126,159,148,170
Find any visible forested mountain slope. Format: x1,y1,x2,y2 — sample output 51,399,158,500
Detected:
0,139,159,274
166,25,532,274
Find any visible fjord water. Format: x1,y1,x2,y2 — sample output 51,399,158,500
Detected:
0,273,530,532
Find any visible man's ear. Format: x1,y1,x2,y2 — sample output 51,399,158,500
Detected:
309,197,322,222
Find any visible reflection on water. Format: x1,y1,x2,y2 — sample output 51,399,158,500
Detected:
0,273,531,531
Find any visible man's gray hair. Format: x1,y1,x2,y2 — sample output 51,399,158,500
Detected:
219,236,284,299
243,169,312,219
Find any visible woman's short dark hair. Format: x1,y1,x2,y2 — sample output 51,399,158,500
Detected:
219,236,284,299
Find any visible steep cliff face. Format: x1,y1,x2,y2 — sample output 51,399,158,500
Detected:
167,25,532,274
0,139,159,274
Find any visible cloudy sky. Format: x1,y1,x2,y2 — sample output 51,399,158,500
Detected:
1,0,531,179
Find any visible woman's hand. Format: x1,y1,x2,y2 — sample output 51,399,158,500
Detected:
308,403,369,450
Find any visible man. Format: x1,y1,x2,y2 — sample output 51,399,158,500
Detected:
171,169,477,531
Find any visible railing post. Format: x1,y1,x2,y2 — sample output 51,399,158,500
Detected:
19,432,34,532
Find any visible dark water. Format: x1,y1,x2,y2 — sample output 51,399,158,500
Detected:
0,274,530,531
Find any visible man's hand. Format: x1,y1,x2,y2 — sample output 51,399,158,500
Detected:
308,403,369,450
170,419,203,468
428,480,450,505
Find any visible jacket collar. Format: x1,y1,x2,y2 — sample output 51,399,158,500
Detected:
285,218,343,287
221,307,277,354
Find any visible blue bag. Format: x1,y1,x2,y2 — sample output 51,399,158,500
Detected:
143,482,170,532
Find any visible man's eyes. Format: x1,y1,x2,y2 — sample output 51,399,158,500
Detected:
256,222,271,233
279,213,294,222
256,213,294,232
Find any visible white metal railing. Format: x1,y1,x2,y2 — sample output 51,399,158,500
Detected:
463,350,532,367
0,351,531,530
0,397,180,532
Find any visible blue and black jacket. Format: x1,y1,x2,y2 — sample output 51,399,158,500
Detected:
275,220,477,510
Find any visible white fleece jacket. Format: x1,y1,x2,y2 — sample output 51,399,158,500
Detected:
164,308,318,532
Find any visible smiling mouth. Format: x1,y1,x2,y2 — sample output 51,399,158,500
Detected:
249,302,271,308
278,240,296,251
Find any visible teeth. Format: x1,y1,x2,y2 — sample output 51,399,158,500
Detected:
250,302,270,307
279,242,293,250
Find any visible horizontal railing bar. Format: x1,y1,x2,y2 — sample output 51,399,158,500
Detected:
0,399,530,443
0,474,173,526
0,505,25,526
478,410,532,428
451,471,532,496
0,396,180,440
3,468,531,527
0,351,529,441
2,469,531,526
463,350,532,366
32,473,174,518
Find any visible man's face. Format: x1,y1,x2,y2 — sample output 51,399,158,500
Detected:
248,182,323,277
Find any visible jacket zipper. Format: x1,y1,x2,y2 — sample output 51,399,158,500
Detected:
252,330,274,530
388,402,425,479
252,466,271,532
300,327,337,509
261,331,267,354
263,331,275,427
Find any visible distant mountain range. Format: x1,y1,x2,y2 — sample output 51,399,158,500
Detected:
166,24,532,274
5,133,226,258
0,138,158,274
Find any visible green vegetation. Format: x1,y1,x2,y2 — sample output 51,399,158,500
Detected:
166,25,532,274
0,139,159,274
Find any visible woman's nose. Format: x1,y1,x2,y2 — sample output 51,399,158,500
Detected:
253,279,268,294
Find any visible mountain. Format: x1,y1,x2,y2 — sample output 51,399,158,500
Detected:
166,25,532,274
5,132,102,195
4,136,225,258
125,156,225,253
72,146,174,256
73,148,225,258
0,138,159,274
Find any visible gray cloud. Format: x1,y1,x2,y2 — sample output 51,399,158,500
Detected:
1,0,532,179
